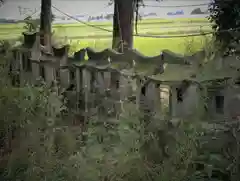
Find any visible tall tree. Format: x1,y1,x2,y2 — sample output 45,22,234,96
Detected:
40,0,52,48
209,0,240,52
112,0,137,52
112,0,159,52
0,0,4,7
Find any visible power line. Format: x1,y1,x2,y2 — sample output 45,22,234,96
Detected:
51,5,240,39
22,7,41,20
52,5,112,32
23,4,112,22
74,3,113,18
141,3,209,8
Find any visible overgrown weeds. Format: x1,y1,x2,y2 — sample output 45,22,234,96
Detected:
1,50,240,181
0,53,199,180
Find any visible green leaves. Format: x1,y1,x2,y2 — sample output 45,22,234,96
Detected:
23,16,40,32
209,0,240,52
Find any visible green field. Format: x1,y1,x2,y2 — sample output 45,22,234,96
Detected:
0,17,213,56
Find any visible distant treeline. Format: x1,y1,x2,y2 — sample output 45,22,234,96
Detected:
0,19,17,24
0,8,208,24
87,12,157,21
191,8,209,15
86,12,157,22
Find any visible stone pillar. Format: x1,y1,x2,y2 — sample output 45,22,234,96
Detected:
30,34,41,84
83,69,91,121
145,82,153,113
76,67,82,112
151,82,161,116
60,69,70,89
224,86,240,120
25,52,34,84
19,51,25,86
97,71,105,95
181,84,199,117
110,71,121,100
44,64,55,86
135,78,141,111
11,50,21,86
169,85,178,118
108,71,121,118
119,75,128,102
31,62,40,83
116,74,129,115
104,72,111,90
76,68,82,93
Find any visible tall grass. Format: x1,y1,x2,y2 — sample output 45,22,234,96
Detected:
1,30,240,181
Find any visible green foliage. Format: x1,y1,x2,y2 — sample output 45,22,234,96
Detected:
23,16,40,32
23,13,55,33
1,47,240,181
63,111,200,181
0,0,3,7
0,53,200,181
0,56,68,180
0,40,11,54
208,0,240,51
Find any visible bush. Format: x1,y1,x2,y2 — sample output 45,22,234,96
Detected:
0,56,70,180
62,109,200,181
0,55,200,181
1,50,240,181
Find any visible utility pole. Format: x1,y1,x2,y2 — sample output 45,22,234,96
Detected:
40,0,52,49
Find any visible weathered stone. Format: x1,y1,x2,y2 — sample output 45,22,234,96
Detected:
11,37,240,122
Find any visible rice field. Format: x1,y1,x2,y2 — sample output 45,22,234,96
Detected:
0,17,213,56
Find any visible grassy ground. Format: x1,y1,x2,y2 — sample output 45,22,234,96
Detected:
0,17,213,55
65,35,211,56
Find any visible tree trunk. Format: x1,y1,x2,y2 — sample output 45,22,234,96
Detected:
40,0,52,48
112,0,135,52
0,0,4,7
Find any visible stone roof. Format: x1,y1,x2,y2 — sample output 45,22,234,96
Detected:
149,51,240,84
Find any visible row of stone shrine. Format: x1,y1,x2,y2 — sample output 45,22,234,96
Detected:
9,32,240,121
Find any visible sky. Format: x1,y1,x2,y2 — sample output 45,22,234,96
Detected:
0,0,212,23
